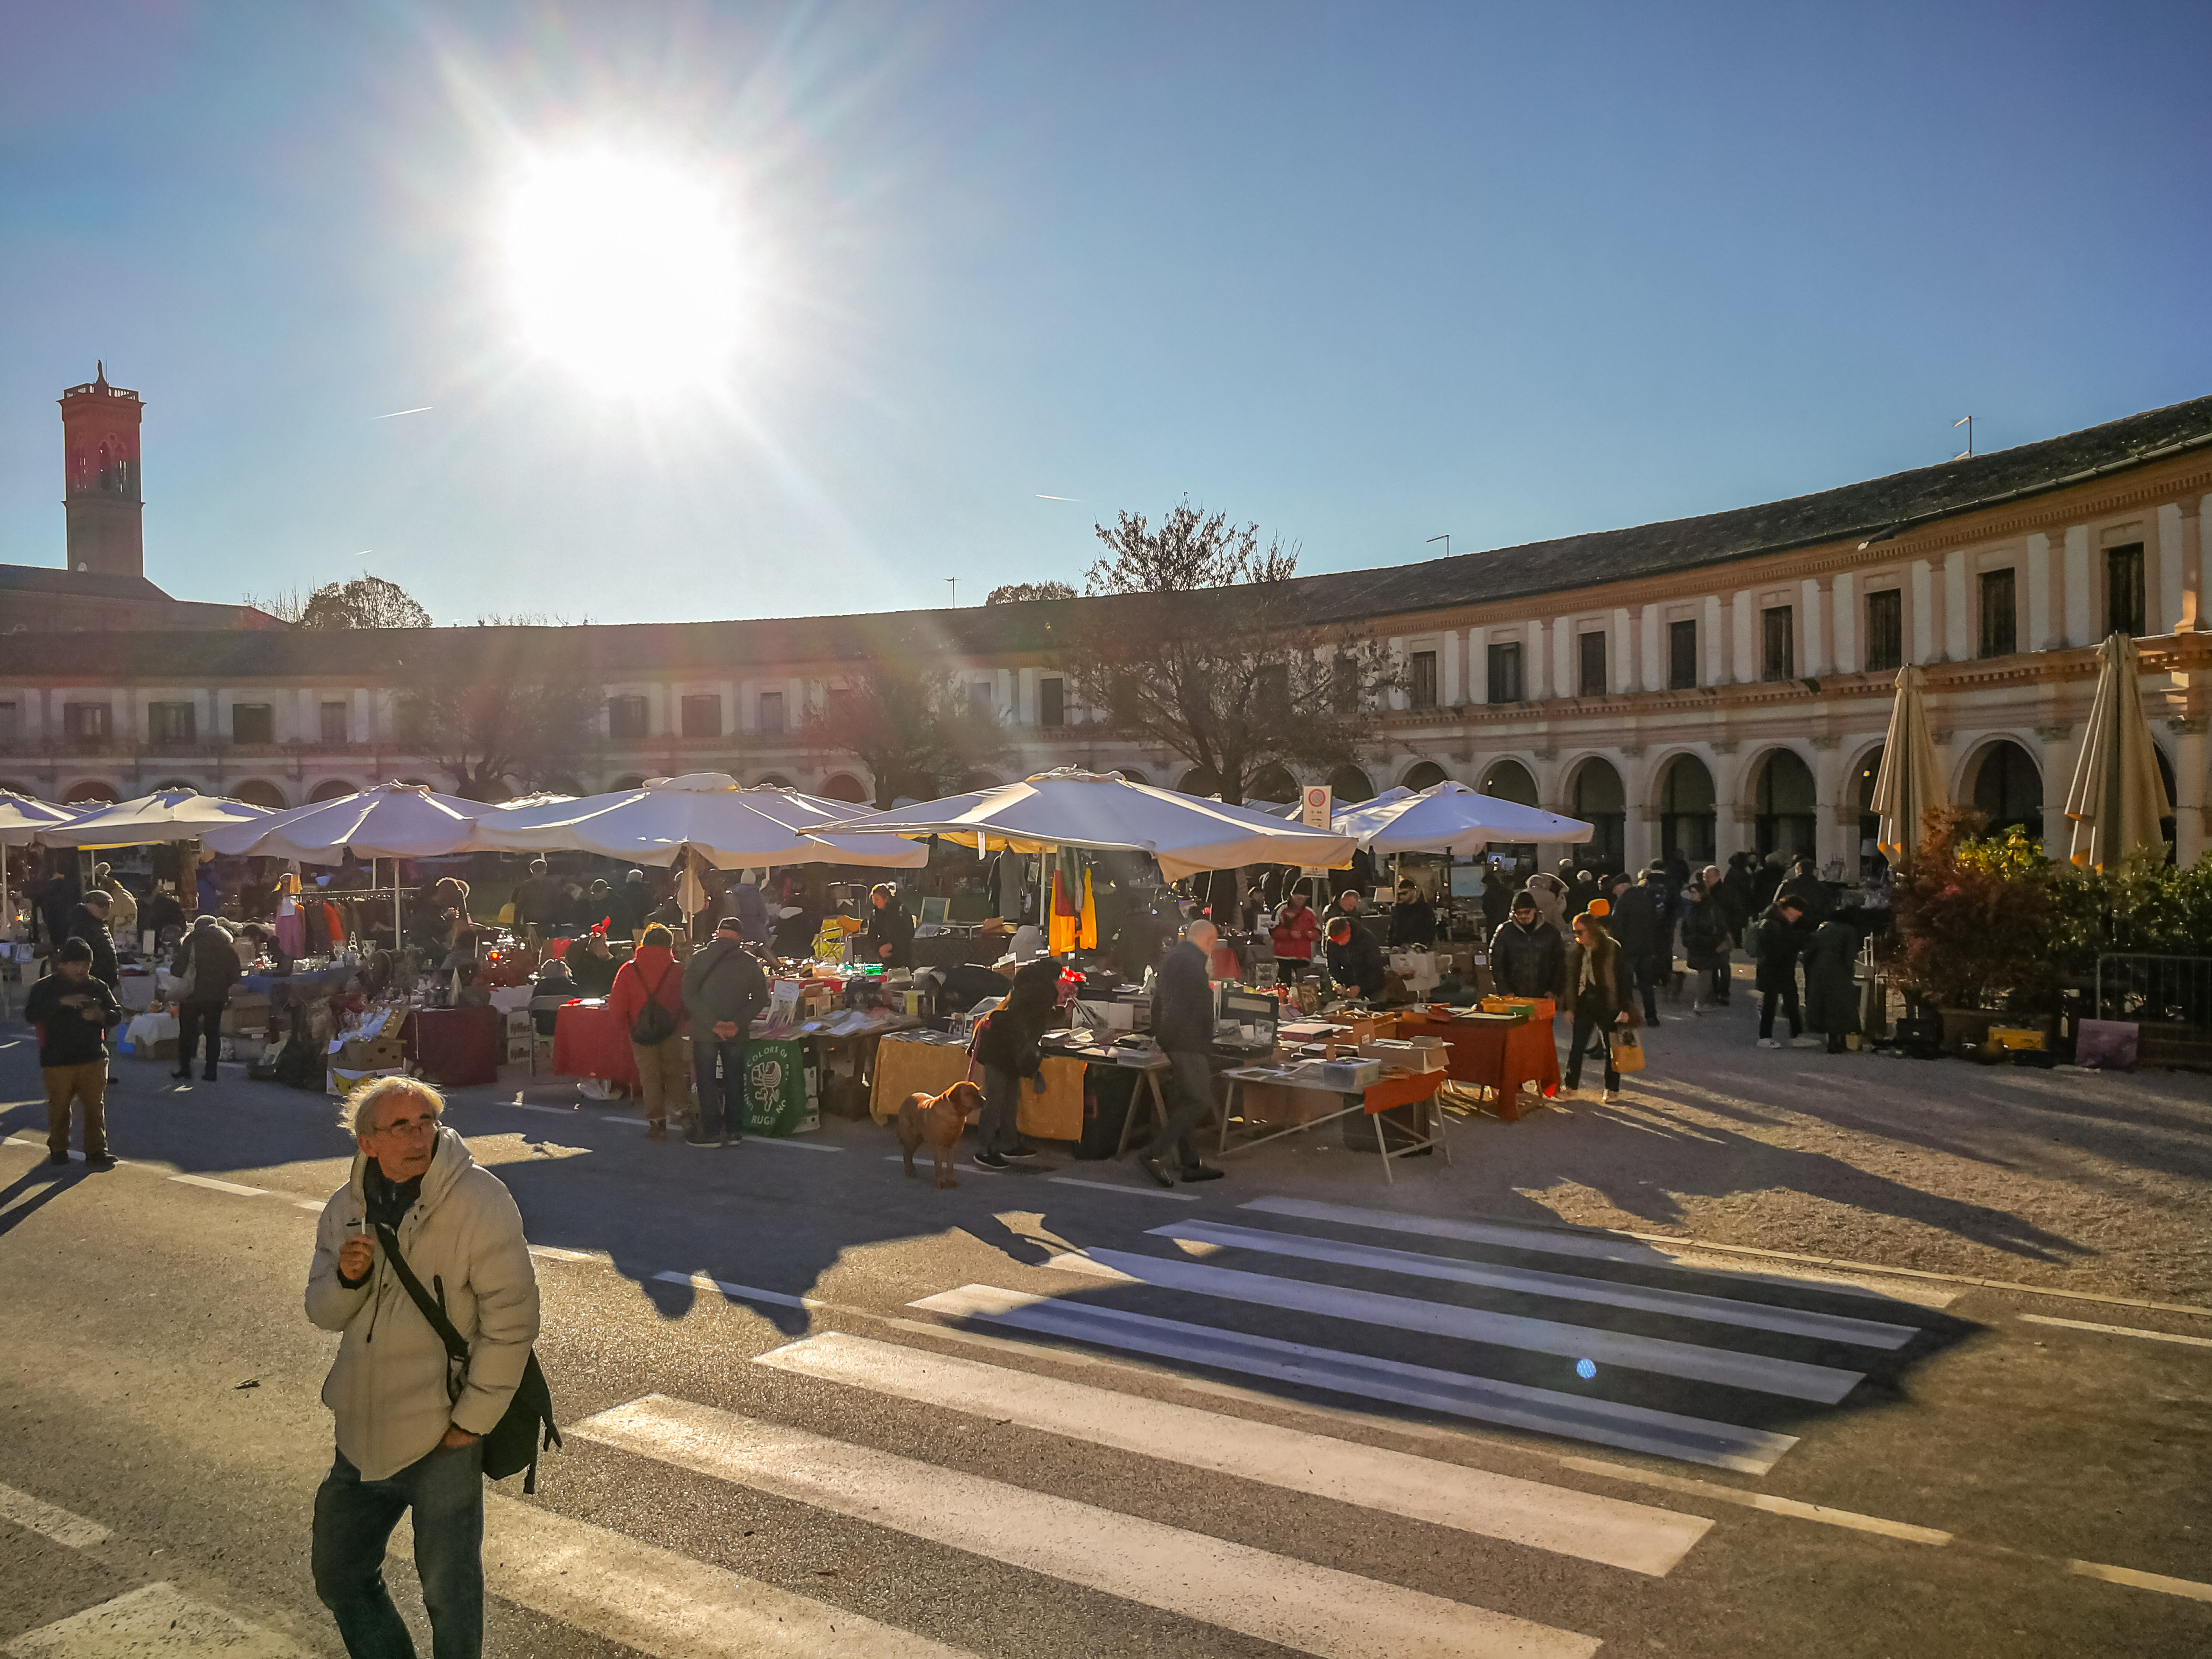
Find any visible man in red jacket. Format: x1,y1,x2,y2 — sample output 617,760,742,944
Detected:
607,925,691,1138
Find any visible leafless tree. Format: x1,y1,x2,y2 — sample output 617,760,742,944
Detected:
394,636,601,801
799,664,1010,809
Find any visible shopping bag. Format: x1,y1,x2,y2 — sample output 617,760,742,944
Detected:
743,1038,820,1137
1609,1030,1647,1073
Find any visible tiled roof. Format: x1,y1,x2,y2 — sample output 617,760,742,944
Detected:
0,564,173,600
7,391,2209,682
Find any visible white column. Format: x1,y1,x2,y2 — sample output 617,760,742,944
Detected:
1639,606,1662,693
1702,595,1724,684
1799,578,1826,676
1943,550,1969,661
1017,667,1037,725
2063,526,2092,645
1387,637,1408,710
352,687,371,742
2158,503,2185,635
2174,727,2206,865
1551,617,1572,699
1525,620,1545,698
1910,561,1936,663
1832,572,1857,673
2026,533,2053,650
1730,592,1754,683
1440,629,1461,706
995,668,1014,713
785,678,804,726
1466,630,1488,705
1610,608,1632,693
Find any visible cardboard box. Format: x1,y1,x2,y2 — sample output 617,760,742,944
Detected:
329,1065,407,1098
1236,1079,1343,1128
339,1034,405,1072
1986,1026,2047,1052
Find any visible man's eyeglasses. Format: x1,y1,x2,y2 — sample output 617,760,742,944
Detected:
373,1114,440,1138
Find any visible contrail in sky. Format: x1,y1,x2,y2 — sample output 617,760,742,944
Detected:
1036,493,1080,501
372,407,432,420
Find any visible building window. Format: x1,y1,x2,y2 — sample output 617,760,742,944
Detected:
150,701,196,744
680,694,721,739
320,702,349,744
1865,590,1903,672
756,691,785,737
64,702,111,744
231,703,273,744
968,680,995,713
1332,655,1359,713
0,702,15,744
1039,676,1066,728
1978,569,2017,658
1578,631,1607,697
607,695,650,740
2107,543,2146,637
1408,650,1439,709
1486,641,1523,702
1669,620,1698,690
1761,607,1795,681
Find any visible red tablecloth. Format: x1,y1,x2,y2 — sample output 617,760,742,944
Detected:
1395,1011,1560,1119
406,1005,503,1088
553,1002,639,1089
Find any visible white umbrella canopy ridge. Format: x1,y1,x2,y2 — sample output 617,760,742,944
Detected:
2065,633,2174,871
475,771,925,868
200,780,492,861
819,766,1357,878
1868,664,1946,868
39,787,272,849
1334,781,1594,852
0,790,83,848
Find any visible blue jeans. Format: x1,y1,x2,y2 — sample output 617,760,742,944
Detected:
693,1034,749,1140
312,1439,483,1659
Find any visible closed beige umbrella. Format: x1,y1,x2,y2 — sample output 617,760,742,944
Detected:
1869,665,1945,868
2065,632,2173,870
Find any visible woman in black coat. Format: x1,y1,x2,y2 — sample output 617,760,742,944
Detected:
1561,912,1626,1097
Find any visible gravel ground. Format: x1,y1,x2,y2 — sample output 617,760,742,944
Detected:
1249,974,2212,1306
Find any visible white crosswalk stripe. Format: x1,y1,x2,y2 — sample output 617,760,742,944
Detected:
573,1392,1603,1659
4,1583,306,1659
913,1281,1799,1472
755,1329,1712,1575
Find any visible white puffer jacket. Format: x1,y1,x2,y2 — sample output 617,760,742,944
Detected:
306,1127,540,1481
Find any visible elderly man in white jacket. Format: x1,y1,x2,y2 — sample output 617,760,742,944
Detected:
306,1078,538,1659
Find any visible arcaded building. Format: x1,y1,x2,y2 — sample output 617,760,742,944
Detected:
2,380,2208,876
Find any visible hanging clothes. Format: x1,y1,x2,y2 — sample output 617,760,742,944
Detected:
1078,868,1098,951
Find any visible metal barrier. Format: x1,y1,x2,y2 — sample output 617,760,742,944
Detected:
2092,954,2212,1029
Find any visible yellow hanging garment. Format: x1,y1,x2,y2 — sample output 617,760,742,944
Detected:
1078,868,1098,950
1047,869,1078,956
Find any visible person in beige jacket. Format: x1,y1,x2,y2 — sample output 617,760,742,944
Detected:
306,1079,538,1659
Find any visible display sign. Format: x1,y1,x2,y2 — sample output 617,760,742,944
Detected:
1300,785,1333,877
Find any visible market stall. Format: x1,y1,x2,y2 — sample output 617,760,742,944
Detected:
1395,1005,1563,1120
552,1001,640,1091
865,1032,1091,1141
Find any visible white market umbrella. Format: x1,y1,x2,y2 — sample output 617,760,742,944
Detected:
0,792,82,945
820,766,1357,879
1335,781,1593,852
2065,632,2173,871
200,781,490,860
477,772,926,869
38,787,271,849
1868,664,1945,869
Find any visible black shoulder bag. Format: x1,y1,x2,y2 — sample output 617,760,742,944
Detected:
373,1224,561,1493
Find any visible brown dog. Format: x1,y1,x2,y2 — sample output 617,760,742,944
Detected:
896,1080,984,1188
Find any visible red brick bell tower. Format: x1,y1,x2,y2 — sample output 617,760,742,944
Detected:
59,362,144,580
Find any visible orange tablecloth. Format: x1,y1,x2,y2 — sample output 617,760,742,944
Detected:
553,1002,639,1090
865,1035,1086,1140
1395,1011,1560,1119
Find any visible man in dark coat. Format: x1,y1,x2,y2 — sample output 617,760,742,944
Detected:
1325,915,1387,1001
511,861,563,931
1720,854,1757,943
862,883,913,968
1489,893,1565,999
1604,876,1661,1026
681,916,771,1147
1754,899,1807,1047
64,890,120,995
1138,919,1226,1189
1804,913,1862,1053
171,915,242,1082
1387,882,1437,948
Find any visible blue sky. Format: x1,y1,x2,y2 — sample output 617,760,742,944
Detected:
3,2,2208,626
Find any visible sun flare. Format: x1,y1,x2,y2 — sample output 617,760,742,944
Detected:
503,153,745,394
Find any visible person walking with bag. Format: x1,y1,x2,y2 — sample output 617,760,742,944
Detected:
682,917,769,1148
1561,910,1629,1102
171,914,241,1083
608,925,691,1138
307,1078,543,1659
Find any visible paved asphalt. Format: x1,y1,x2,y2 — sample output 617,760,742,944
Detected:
1,1034,2207,1658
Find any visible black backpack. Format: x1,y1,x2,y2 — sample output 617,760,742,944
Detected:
628,962,679,1045
375,1222,561,1493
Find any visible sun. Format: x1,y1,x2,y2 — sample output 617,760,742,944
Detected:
503,153,745,394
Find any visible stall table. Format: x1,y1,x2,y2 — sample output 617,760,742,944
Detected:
1217,1065,1449,1181
1395,1008,1561,1119
866,1033,1090,1141
406,1005,503,1088
552,1000,639,1091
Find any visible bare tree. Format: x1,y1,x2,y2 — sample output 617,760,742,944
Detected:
799,664,1009,809
1062,500,1392,810
394,638,601,801
986,580,1076,604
